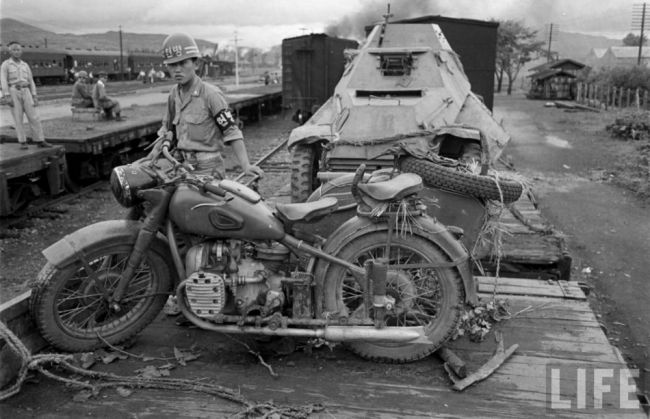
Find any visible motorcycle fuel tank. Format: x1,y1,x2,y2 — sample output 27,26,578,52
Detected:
169,182,285,240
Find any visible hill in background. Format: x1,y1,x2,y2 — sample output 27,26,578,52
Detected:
0,18,217,54
539,30,622,61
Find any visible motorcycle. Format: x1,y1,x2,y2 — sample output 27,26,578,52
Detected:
30,144,477,363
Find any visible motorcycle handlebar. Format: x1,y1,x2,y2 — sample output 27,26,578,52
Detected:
161,144,179,166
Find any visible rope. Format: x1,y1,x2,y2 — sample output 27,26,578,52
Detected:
0,321,323,417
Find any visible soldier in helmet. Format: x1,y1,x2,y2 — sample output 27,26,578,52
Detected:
154,32,264,179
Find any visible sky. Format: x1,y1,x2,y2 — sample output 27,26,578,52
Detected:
0,0,643,50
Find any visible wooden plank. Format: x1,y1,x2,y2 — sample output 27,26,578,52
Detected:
479,282,565,297
476,276,582,290
476,276,586,300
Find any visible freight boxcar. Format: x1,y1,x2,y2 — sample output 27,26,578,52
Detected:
281,34,358,120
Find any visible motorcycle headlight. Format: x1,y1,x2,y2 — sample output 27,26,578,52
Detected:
110,164,158,208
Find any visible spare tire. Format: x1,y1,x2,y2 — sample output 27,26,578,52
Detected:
399,156,523,203
290,144,321,203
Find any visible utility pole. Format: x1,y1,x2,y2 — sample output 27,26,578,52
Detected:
233,31,240,87
44,37,47,48
119,25,124,81
632,2,648,65
546,23,559,62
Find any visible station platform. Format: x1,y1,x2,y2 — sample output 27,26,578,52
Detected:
0,85,282,155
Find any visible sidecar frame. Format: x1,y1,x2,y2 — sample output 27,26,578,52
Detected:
312,214,478,307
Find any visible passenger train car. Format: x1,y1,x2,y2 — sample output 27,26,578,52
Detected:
1,45,236,85
0,46,168,84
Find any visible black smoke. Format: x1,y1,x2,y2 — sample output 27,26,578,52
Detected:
325,0,439,41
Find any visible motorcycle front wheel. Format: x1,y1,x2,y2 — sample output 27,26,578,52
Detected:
31,239,172,352
321,232,465,363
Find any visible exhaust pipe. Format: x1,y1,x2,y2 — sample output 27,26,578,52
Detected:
177,282,425,343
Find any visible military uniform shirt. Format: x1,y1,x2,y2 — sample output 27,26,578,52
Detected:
163,75,242,153
0,58,36,96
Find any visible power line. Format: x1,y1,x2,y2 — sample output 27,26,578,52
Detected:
232,31,241,87
546,23,560,62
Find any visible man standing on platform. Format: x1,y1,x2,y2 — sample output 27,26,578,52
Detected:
0,41,51,149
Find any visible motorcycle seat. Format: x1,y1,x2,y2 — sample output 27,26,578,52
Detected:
275,196,339,223
358,173,423,201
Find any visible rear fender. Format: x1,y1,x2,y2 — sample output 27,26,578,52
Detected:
315,215,477,305
42,220,176,281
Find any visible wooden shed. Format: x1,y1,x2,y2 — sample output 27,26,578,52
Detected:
527,59,585,100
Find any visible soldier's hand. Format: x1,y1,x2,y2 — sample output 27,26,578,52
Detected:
243,164,264,178
33,97,39,106
2,96,13,107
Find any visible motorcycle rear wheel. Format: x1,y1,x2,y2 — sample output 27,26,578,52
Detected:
31,239,172,352
321,232,464,363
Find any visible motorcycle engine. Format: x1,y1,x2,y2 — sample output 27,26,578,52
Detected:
182,240,290,319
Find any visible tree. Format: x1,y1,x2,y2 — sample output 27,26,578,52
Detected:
494,20,545,95
622,33,648,46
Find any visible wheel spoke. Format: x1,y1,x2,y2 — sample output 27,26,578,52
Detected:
54,252,156,331
58,297,104,324
338,243,447,329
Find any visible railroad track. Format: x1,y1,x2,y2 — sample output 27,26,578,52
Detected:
0,137,291,234
0,180,107,234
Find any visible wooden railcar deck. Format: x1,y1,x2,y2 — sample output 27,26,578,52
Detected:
1,276,643,418
0,143,67,216
476,195,572,280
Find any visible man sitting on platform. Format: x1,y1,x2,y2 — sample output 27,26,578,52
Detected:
92,71,122,121
71,70,93,108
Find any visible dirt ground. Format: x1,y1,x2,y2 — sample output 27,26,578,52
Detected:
494,93,650,383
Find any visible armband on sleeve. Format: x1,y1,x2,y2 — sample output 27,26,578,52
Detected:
214,109,237,133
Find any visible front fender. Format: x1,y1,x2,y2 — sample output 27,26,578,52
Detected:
42,220,171,270
317,215,477,305
287,134,331,150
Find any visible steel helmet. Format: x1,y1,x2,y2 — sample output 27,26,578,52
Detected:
161,33,200,64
